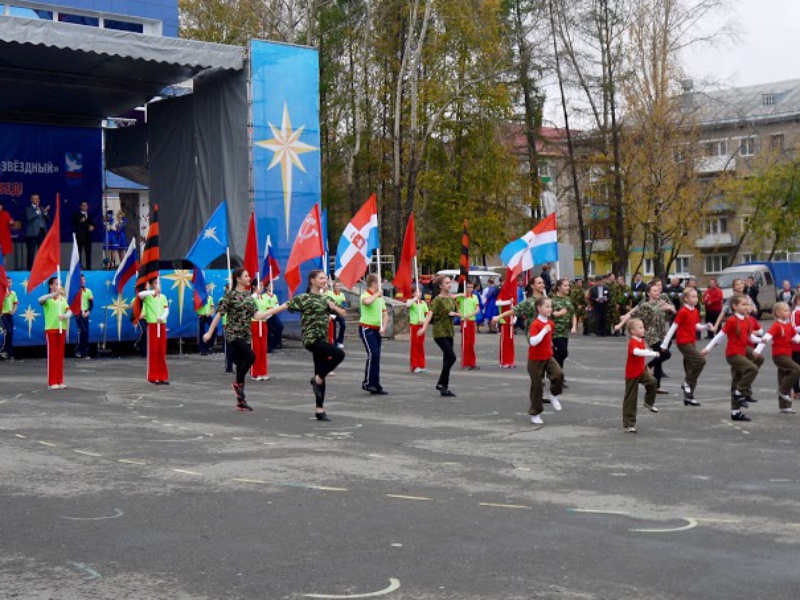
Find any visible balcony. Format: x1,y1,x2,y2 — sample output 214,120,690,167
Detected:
695,233,738,248
696,155,736,174
588,239,612,252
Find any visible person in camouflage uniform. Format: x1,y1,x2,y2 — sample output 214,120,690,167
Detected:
613,275,632,336
615,280,677,392
265,269,347,421
551,278,577,385
570,278,588,335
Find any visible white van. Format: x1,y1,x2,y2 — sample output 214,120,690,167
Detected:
716,264,776,316
436,270,499,294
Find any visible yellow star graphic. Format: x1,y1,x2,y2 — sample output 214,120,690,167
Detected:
162,270,193,325
104,294,130,342
207,281,217,296
21,279,29,290
255,103,318,239
21,305,40,338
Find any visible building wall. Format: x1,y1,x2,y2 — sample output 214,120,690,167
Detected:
5,0,178,36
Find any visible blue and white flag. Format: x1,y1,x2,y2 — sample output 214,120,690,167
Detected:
500,213,558,275
186,201,228,269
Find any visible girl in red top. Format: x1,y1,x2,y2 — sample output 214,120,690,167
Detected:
660,288,711,406
753,302,800,413
526,297,563,425
703,295,765,421
792,294,800,398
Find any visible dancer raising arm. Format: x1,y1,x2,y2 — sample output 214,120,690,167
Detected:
419,274,460,397
204,268,269,411
753,301,800,414
264,270,346,421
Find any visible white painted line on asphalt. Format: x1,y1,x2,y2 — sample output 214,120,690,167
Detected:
303,577,401,598
118,459,146,465
60,509,123,521
73,450,102,457
69,561,101,579
770,479,792,482
232,478,268,484
15,434,26,438
693,518,741,523
309,485,348,492
479,502,531,509
630,518,698,533
568,508,630,516
173,469,202,475
386,494,432,501
37,441,56,447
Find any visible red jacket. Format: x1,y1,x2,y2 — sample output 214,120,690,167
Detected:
703,287,723,312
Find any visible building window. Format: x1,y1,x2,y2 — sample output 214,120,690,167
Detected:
105,19,145,33
763,94,775,106
673,256,691,276
704,254,729,274
705,140,728,157
703,217,728,235
59,13,99,27
8,5,52,19
587,261,596,278
643,258,655,276
739,137,756,157
741,253,755,263
771,134,785,152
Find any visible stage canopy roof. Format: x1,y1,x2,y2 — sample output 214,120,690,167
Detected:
0,16,245,126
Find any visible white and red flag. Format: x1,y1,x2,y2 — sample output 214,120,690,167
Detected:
334,194,379,289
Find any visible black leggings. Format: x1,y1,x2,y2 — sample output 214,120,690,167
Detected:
229,338,255,385
648,342,671,387
434,336,457,388
553,337,569,370
306,339,346,408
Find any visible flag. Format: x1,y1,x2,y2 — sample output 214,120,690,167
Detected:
136,205,160,290
244,212,259,282
459,219,469,285
65,234,84,315
285,204,324,296
392,212,416,298
314,207,329,273
260,235,281,283
192,266,209,311
111,238,139,295
185,201,228,269
27,195,61,293
499,213,558,277
134,205,160,321
334,194,379,288
0,253,8,310
497,267,518,302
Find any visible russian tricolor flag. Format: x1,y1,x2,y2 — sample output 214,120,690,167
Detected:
260,235,281,283
192,266,209,311
500,213,558,276
111,239,140,295
65,234,83,315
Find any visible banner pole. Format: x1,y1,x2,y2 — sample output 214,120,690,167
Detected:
413,256,419,295
226,247,232,283
57,265,63,334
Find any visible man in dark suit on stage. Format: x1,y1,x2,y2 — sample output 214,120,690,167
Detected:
23,194,49,269
71,201,95,269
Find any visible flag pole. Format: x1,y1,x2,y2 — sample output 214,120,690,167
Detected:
413,256,419,296
226,247,232,282
57,265,63,334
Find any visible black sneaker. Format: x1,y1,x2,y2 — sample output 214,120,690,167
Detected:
315,411,331,421
236,400,253,411
744,395,758,403
310,378,324,401
682,383,694,401
732,411,751,421
232,383,245,402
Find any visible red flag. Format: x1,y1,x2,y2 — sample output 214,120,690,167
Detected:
27,195,61,293
285,204,324,296
459,219,469,286
243,212,259,283
498,267,518,303
392,212,416,298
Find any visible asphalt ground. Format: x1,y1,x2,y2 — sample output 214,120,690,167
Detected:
2,330,800,599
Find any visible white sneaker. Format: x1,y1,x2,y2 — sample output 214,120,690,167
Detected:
780,407,796,414
262,375,271,381
413,367,423,373
49,384,60,390
59,384,67,389
336,343,345,349
530,415,544,425
550,397,562,411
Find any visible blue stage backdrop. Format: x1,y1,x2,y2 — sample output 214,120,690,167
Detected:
3,270,229,347
251,40,321,313
0,123,103,244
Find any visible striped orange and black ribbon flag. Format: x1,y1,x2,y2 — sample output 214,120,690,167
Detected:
459,219,469,287
133,205,160,321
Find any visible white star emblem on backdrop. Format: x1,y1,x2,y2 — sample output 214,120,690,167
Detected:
22,305,40,338
255,103,318,239
203,226,222,245
162,270,193,325
104,295,130,341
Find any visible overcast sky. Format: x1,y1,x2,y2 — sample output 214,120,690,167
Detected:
681,0,800,88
